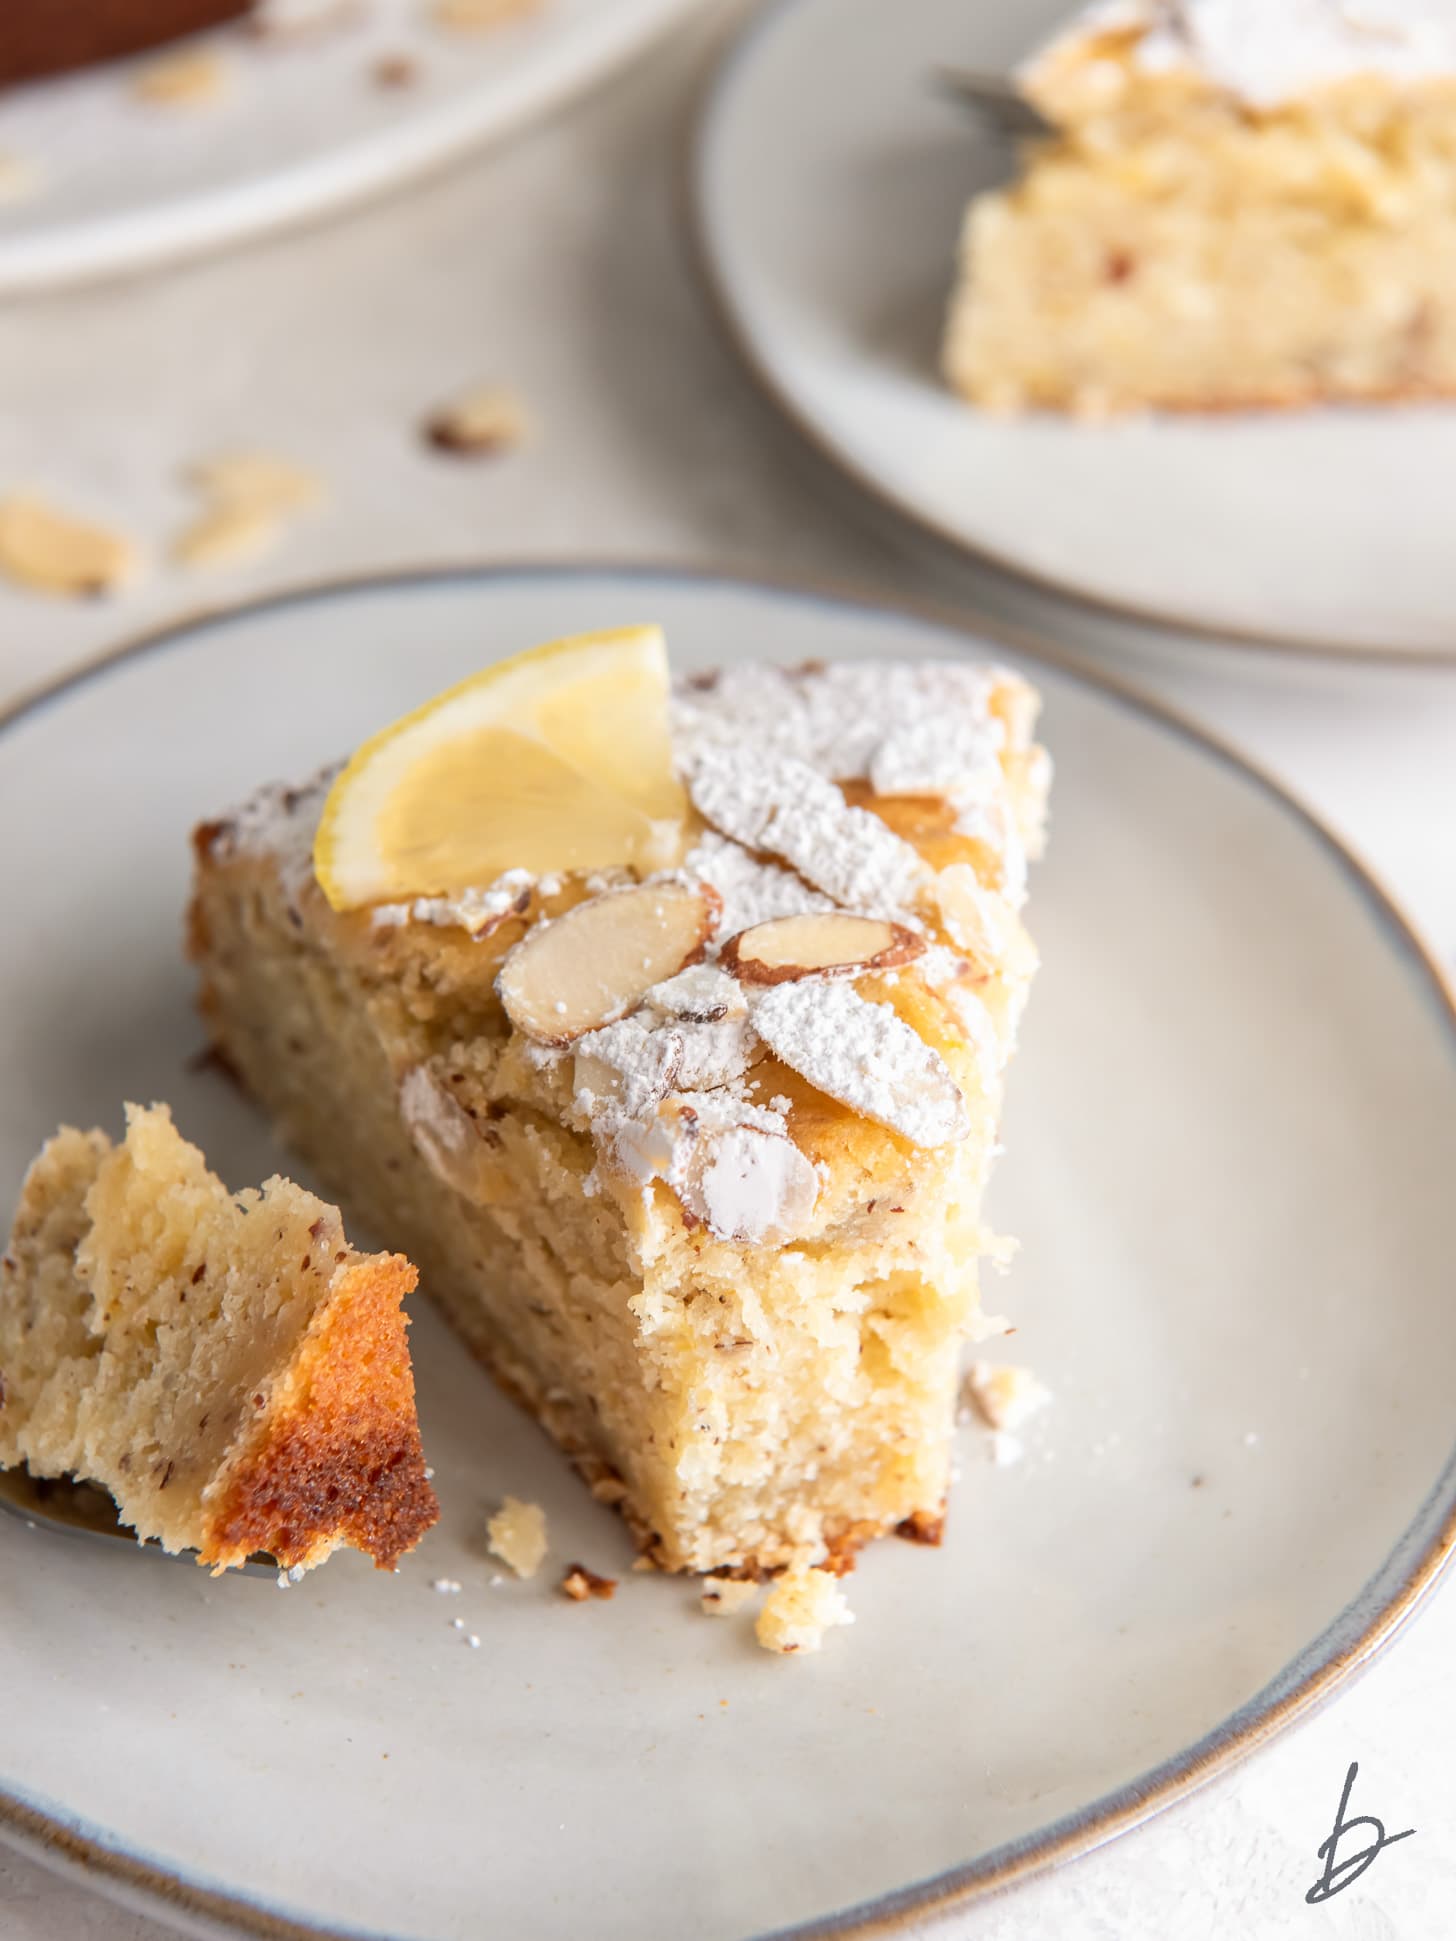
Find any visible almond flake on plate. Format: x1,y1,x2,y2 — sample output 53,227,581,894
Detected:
752,981,969,1147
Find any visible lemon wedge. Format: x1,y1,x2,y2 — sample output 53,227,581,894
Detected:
313,625,687,911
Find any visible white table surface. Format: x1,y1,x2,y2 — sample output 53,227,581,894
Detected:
2,7,1455,1938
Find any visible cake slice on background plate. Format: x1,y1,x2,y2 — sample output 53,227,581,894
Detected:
0,1103,438,1574
188,625,1049,1610
945,0,1456,416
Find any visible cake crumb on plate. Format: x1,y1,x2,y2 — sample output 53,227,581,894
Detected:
560,1563,617,1601
487,1497,547,1578
755,1568,854,1655
963,1361,1052,1432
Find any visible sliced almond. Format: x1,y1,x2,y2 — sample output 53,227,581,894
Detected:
398,1065,496,1203
186,452,325,516
573,1016,683,1121
0,495,139,599
686,749,926,916
172,502,280,572
721,912,922,986
677,1120,819,1244
926,864,1011,976
752,981,969,1148
612,1092,817,1243
425,385,529,458
498,882,718,1045
673,1016,764,1092
644,963,746,1024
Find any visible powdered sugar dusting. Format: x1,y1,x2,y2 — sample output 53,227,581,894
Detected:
687,749,926,917
615,1090,817,1243
372,870,533,937
1036,0,1456,109
752,981,970,1148
681,831,833,939
672,660,1006,788
205,766,337,910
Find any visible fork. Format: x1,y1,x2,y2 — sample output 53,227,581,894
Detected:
934,66,1055,140
0,1465,277,1577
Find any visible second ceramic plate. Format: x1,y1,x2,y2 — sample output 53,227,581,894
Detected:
693,0,1456,657
0,0,699,292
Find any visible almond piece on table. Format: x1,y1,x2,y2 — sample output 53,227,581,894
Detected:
0,496,140,599
498,883,718,1045
721,912,923,986
752,980,970,1148
424,385,529,457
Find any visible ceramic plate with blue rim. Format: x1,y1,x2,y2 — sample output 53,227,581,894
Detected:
2,564,1455,1940
691,0,1456,658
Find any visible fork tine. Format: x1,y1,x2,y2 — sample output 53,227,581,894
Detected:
933,66,1054,140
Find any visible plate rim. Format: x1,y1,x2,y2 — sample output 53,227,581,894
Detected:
0,0,700,296
3,557,1455,1941
684,0,1456,668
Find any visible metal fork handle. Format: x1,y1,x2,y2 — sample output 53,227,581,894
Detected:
0,1465,277,1577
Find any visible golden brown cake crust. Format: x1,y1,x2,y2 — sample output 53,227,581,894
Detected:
203,1254,437,1572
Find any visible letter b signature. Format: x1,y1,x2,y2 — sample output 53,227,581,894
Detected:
1306,1761,1415,1904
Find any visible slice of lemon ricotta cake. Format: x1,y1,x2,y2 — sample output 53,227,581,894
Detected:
189,627,1049,1579
0,1104,437,1573
945,0,1456,415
